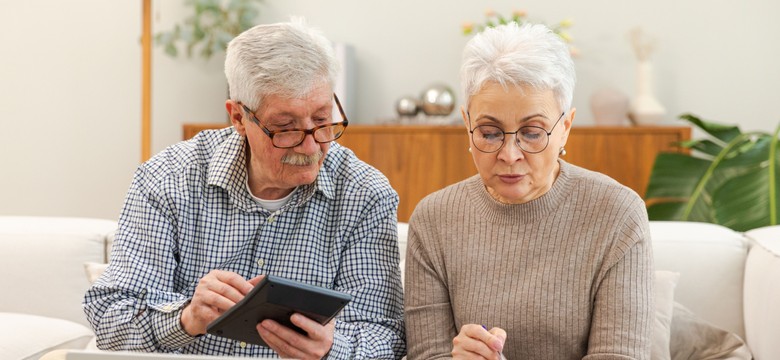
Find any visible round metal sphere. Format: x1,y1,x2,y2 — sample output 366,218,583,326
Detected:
395,95,420,116
420,84,456,116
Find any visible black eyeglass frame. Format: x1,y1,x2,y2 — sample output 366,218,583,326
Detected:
239,93,349,149
467,111,565,154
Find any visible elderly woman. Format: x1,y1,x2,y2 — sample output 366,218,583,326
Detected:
404,23,653,360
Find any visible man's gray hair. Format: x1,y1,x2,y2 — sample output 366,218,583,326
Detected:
225,18,338,110
460,22,576,113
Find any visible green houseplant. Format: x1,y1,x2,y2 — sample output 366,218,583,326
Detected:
645,114,779,231
155,0,263,59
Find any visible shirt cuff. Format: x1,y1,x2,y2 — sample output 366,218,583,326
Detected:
151,300,198,350
325,331,352,359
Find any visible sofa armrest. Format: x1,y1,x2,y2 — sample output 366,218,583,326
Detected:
0,216,117,326
744,226,780,360
650,221,748,338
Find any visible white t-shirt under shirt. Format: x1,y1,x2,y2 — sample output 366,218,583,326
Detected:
245,181,296,212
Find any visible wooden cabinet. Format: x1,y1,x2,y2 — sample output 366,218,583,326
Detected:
183,123,690,222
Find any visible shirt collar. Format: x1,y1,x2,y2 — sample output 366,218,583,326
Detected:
206,129,335,212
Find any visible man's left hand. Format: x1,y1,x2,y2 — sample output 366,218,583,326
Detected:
256,313,334,359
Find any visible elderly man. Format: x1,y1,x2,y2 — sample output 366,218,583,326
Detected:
84,20,405,359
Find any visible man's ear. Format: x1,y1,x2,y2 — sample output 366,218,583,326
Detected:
226,100,246,135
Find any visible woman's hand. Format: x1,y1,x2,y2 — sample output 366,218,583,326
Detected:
180,271,263,336
452,324,506,360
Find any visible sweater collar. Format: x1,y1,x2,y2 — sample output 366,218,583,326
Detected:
467,159,577,224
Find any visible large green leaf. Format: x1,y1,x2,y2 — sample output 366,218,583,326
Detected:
646,116,780,231
645,153,711,199
713,126,778,230
680,114,741,144
713,168,774,231
647,201,686,221
678,139,723,157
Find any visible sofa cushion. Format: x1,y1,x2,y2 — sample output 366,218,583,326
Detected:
0,217,117,326
83,262,109,284
669,302,751,360
650,221,747,339
0,312,93,360
743,225,780,360
652,271,679,360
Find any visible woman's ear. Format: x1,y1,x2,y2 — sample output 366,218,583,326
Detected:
560,107,576,146
226,100,246,135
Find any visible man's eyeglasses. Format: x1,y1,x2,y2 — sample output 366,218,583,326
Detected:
239,94,349,149
468,112,565,154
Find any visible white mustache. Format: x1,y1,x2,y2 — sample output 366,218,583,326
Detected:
281,151,323,166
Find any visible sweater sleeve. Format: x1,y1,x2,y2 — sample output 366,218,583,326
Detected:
585,200,654,360
404,206,457,360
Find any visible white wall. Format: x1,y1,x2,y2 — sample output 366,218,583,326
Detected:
256,0,780,133
1,0,778,219
0,0,140,219
150,1,228,155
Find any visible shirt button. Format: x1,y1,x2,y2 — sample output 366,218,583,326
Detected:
256,258,265,267
163,305,172,311
267,216,275,223
240,341,247,348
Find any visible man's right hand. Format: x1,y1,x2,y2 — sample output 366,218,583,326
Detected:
180,270,264,336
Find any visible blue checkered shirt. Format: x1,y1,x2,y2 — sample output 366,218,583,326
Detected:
84,127,406,359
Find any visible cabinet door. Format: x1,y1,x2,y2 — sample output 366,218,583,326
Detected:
565,126,690,198
336,126,476,222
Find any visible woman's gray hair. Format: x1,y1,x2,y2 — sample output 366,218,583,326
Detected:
225,18,338,110
460,22,576,113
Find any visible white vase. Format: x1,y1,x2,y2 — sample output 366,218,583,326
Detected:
629,61,666,125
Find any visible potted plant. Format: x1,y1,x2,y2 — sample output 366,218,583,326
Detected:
461,8,578,56
155,0,263,59
645,114,779,231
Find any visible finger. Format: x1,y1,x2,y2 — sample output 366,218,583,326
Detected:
248,274,265,287
464,324,503,351
256,322,297,358
212,270,255,296
257,320,311,359
289,313,323,338
192,282,238,312
455,324,500,359
452,335,496,360
488,327,507,352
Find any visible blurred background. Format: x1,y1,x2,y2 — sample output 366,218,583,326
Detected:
1,0,777,219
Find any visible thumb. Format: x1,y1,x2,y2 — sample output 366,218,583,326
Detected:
489,327,507,351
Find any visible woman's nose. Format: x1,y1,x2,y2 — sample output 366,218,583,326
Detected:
497,137,525,163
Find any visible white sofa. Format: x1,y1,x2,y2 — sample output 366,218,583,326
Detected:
0,216,117,360
2,217,778,359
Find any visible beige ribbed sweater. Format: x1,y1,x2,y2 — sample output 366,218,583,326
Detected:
404,161,653,360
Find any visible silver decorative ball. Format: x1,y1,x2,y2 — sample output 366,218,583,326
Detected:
420,84,456,116
395,95,420,116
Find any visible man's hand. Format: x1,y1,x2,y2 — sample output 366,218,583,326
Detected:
180,270,264,336
451,324,506,360
256,314,335,360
